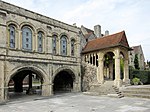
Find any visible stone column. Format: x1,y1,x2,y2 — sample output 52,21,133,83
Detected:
33,33,36,52
41,82,51,96
0,61,5,102
67,39,71,56
87,54,90,63
57,38,60,55
43,37,46,53
97,52,104,84
123,59,130,84
85,55,87,62
95,54,97,66
18,30,22,50
35,33,38,52
114,49,122,87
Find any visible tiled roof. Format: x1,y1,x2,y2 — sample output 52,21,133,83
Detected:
82,31,130,53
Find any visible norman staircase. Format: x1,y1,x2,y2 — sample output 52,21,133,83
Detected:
121,85,150,99
84,81,124,98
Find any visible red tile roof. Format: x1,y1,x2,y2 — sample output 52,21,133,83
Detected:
82,31,130,53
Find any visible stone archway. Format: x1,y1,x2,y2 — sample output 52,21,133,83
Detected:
6,66,51,100
103,52,115,80
53,68,75,94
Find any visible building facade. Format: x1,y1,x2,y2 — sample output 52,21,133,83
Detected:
0,1,81,102
81,31,131,91
0,1,132,102
129,45,145,70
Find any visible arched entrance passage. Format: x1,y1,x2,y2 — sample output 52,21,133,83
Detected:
7,67,48,100
53,69,75,94
103,52,115,80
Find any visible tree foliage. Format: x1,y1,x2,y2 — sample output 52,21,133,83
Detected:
134,54,140,70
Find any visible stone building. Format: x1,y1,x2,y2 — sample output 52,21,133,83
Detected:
0,1,131,102
129,45,145,70
81,31,131,91
0,1,81,102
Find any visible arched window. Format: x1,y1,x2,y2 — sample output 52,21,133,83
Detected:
9,25,15,48
38,32,43,52
71,39,75,56
22,26,32,51
52,35,57,54
60,35,67,55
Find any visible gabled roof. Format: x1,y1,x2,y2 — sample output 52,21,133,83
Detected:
82,31,131,54
84,32,93,39
84,27,94,33
132,45,142,54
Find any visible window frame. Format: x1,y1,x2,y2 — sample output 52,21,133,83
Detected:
52,35,57,54
60,35,67,56
37,31,43,52
22,26,32,51
9,25,16,48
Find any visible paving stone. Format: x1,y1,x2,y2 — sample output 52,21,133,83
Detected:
0,93,150,112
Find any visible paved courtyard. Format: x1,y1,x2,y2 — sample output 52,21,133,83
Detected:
0,93,150,112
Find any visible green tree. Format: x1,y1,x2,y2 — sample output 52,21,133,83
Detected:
134,54,140,70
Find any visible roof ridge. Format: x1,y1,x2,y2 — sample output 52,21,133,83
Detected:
82,30,130,54
88,30,125,42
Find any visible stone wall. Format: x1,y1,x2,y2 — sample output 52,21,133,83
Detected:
81,62,98,91
0,1,82,101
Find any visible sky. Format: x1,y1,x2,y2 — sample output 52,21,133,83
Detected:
2,0,150,61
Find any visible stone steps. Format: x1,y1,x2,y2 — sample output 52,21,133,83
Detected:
84,81,124,98
122,93,150,99
121,85,150,99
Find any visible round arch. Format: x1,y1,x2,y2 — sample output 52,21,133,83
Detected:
52,32,59,37
20,22,36,32
53,67,76,93
37,28,46,36
103,51,115,80
6,65,48,87
59,33,69,40
53,66,76,82
120,50,128,60
5,65,50,100
7,21,19,29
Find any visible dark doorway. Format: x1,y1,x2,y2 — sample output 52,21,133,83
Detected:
8,69,43,100
53,71,74,94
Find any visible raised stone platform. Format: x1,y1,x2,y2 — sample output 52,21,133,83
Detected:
121,85,150,99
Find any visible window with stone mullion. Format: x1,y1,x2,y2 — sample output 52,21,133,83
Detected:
38,32,43,52
22,27,32,51
52,35,57,54
9,25,15,48
61,36,67,56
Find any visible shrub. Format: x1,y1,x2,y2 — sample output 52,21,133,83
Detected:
129,69,150,84
132,77,140,85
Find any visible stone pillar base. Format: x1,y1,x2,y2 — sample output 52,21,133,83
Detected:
100,80,104,84
42,84,53,96
114,79,122,88
123,79,130,85
0,88,4,102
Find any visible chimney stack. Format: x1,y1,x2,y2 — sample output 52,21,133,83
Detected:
94,25,101,38
105,30,109,36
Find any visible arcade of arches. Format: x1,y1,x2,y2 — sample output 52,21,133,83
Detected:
82,48,130,88
0,1,131,102
0,63,80,102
